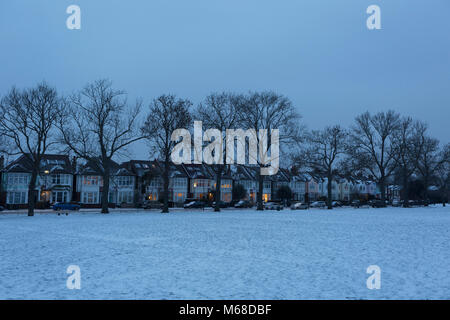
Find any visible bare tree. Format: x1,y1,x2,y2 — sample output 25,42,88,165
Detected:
391,118,426,207
58,79,143,214
300,126,347,209
196,93,242,212
238,92,302,210
434,144,450,207
0,83,62,216
416,134,447,205
350,111,400,202
141,95,192,213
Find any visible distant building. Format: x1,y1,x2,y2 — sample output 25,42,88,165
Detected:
183,163,215,202
289,171,307,202
305,174,319,202
317,178,340,201
338,178,351,202
387,185,401,202
231,165,257,202
272,168,291,201
75,159,135,207
1,154,74,208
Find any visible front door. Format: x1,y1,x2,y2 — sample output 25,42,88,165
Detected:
52,191,67,203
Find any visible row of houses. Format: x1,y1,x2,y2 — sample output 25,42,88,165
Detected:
0,154,381,208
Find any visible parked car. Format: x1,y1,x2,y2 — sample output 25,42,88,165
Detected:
291,202,308,210
391,199,401,207
369,200,386,208
52,202,80,211
212,201,229,208
310,201,326,208
234,200,253,208
264,202,283,210
0,205,4,211
143,200,162,209
332,201,342,207
350,200,361,208
183,201,205,209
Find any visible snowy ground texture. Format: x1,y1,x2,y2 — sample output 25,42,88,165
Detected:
1,206,449,300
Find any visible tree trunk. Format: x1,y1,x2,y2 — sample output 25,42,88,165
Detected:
327,173,332,210
379,176,386,202
27,169,38,217
257,171,264,211
162,157,169,213
423,176,429,206
402,170,409,208
101,165,110,214
214,166,223,212
443,188,447,207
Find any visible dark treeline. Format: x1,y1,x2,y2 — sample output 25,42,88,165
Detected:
0,80,449,215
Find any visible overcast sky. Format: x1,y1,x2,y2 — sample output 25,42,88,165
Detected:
0,0,449,160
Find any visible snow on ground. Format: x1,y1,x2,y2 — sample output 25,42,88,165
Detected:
1,206,449,299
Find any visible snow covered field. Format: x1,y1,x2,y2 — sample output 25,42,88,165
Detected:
1,206,449,300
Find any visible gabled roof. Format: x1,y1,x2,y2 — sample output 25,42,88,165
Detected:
287,168,308,182
276,168,291,182
231,165,255,181
5,154,74,174
182,163,214,179
246,165,274,181
122,159,189,179
77,158,134,176
155,160,188,178
121,160,159,177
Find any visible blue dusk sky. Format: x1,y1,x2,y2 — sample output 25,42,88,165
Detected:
0,0,449,160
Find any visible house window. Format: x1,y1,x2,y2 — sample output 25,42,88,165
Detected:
83,176,100,185
51,174,70,185
173,192,185,203
117,176,133,186
82,192,98,204
7,191,27,204
118,191,133,203
52,191,68,203
148,193,158,201
171,178,186,188
7,173,30,185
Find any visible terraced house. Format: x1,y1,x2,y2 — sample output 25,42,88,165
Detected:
75,159,135,208
0,154,384,208
231,165,257,202
123,160,190,206
183,164,215,202
271,168,291,201
289,171,307,202
121,160,158,204
0,154,74,209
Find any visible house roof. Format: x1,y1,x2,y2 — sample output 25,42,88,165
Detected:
231,165,255,181
182,163,214,179
121,160,159,177
5,154,74,174
77,158,134,176
155,160,188,178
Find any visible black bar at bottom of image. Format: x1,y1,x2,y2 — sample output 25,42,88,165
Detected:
0,300,449,318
